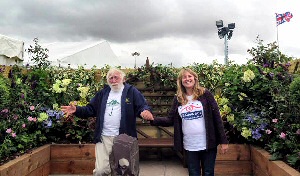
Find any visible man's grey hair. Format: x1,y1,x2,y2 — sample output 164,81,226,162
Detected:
106,67,126,81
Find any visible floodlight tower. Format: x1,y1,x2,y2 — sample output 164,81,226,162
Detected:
216,20,235,65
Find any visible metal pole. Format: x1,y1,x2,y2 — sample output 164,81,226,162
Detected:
224,33,228,65
276,25,280,61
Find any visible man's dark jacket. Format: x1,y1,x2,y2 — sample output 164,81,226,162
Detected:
75,83,151,143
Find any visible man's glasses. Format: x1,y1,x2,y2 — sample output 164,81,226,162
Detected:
108,76,121,81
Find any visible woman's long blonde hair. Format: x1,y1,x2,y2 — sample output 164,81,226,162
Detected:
176,68,205,105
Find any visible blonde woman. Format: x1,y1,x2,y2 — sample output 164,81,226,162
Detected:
149,68,228,176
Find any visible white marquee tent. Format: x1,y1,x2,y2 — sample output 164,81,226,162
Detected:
28,40,121,69
0,34,24,65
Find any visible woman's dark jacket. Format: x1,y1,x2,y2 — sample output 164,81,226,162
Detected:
151,89,228,152
74,83,151,143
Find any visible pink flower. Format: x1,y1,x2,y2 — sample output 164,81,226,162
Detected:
30,106,35,111
22,124,26,128
28,116,33,121
11,133,17,138
279,132,286,139
265,129,272,134
13,114,19,120
6,128,12,133
28,116,37,122
1,109,9,113
272,119,278,123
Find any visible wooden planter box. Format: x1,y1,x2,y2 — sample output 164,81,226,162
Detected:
50,144,95,175
251,146,300,176
0,144,299,176
0,145,50,176
215,144,251,175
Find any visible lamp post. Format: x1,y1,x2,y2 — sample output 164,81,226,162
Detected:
216,20,235,65
131,52,140,68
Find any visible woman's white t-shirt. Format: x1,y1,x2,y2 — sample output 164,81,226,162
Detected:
178,95,207,151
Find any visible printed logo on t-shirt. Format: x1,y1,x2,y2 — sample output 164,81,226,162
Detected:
107,99,120,116
179,104,203,120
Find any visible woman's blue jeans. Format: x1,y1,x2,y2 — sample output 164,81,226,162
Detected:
186,147,217,176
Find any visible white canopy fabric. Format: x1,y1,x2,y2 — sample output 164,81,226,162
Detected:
44,40,120,69
0,34,24,65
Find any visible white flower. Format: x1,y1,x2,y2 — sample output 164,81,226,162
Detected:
242,69,255,82
62,79,72,86
77,86,90,99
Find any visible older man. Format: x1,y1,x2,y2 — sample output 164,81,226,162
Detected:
61,67,153,176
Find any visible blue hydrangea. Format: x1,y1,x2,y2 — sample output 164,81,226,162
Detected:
252,129,262,140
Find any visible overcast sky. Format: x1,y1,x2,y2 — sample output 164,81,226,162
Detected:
0,0,299,68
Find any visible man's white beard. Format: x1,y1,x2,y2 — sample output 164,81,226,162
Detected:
109,83,123,92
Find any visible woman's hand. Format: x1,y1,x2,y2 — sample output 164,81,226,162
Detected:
220,144,229,154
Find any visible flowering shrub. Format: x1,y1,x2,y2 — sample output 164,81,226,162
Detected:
289,76,300,102
0,73,10,110
126,63,178,90
0,39,104,164
190,60,225,93
0,105,57,162
219,40,299,169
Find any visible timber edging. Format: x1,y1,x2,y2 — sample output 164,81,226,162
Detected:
0,145,50,176
251,146,300,176
1,144,299,176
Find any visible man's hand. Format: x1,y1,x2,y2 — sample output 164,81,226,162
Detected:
61,104,76,117
140,110,154,121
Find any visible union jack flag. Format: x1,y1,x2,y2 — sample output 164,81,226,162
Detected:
276,12,293,26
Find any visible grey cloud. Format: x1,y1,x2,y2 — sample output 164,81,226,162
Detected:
0,0,298,66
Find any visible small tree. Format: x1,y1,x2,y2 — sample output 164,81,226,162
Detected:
27,38,50,69
247,36,293,67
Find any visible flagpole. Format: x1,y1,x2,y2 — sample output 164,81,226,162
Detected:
276,14,280,61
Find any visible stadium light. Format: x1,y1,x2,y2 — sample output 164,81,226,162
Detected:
216,20,224,28
216,20,235,65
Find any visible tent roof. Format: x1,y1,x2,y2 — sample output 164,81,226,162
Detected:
43,40,120,68
0,34,24,60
